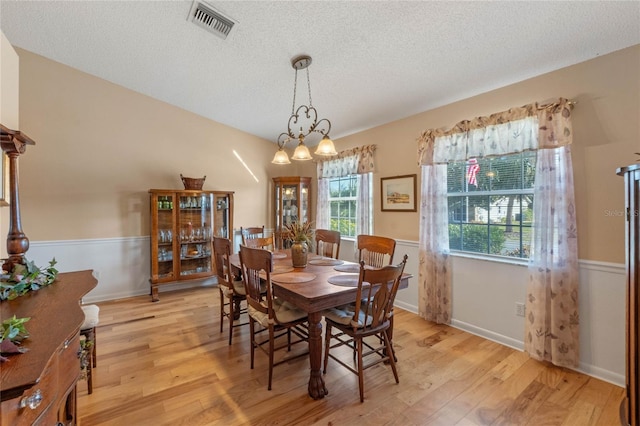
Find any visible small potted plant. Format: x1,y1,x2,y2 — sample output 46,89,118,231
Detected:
283,221,314,267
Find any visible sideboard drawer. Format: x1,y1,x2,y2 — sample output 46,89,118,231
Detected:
0,355,57,426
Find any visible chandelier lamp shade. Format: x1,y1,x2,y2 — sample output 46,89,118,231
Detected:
272,55,337,164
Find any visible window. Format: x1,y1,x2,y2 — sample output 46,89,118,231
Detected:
328,175,359,237
447,151,536,258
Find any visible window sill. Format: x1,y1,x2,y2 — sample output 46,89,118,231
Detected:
449,250,529,267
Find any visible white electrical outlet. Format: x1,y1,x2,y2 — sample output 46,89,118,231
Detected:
515,302,526,317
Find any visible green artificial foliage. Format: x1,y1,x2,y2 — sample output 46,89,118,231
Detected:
0,258,58,301
1,315,30,343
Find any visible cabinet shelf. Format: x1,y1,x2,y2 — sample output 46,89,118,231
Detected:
149,189,234,302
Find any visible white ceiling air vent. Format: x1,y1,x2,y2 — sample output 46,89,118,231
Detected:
188,1,236,40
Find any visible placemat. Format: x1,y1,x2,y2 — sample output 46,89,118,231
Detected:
271,252,287,259
272,265,294,274
327,274,360,287
333,264,361,273
308,258,344,266
272,272,317,284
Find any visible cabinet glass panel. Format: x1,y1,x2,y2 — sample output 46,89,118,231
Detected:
275,185,281,230
154,193,175,281
177,193,213,277
300,181,309,223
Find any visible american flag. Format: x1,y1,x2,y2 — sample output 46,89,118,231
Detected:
466,158,480,187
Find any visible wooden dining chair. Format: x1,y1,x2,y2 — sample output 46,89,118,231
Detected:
243,235,275,251
356,234,396,268
239,245,309,390
322,254,408,402
241,226,265,245
213,237,248,345
315,229,341,259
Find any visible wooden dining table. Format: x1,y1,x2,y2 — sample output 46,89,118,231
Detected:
229,249,410,400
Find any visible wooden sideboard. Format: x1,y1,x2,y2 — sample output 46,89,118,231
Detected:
1,270,97,426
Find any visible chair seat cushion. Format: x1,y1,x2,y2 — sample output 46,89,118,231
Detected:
323,305,372,328
248,298,307,326
231,280,247,296
81,304,100,330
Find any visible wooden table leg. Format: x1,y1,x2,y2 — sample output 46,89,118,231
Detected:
307,311,328,399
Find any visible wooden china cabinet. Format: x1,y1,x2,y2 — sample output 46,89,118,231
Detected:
618,164,640,426
148,189,234,301
272,176,311,248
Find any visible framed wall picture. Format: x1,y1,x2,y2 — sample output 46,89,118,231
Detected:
0,151,8,206
381,174,417,212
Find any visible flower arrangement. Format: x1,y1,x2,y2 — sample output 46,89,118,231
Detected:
283,221,314,244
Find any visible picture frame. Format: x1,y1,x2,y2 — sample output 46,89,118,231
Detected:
381,174,417,212
0,151,8,206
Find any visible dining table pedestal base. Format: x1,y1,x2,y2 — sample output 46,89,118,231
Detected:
307,311,329,399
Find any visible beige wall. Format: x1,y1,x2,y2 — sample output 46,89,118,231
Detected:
0,31,20,258
16,48,291,241
14,44,640,263
335,45,640,263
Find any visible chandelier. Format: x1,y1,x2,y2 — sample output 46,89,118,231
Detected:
271,55,337,164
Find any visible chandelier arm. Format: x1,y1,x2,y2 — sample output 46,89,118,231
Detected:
311,118,332,136
277,133,293,148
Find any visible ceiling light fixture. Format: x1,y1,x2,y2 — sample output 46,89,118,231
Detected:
272,55,337,165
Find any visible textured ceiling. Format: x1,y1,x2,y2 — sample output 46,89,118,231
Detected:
1,1,639,145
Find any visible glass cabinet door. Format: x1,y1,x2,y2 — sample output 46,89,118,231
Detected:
283,184,299,227
213,193,231,238
273,177,311,249
177,192,214,278
151,192,176,282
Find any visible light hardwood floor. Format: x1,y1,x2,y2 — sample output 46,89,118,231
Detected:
77,286,624,426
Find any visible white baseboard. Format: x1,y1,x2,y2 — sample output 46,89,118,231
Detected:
451,319,525,351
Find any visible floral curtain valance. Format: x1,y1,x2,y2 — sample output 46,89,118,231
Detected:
317,144,376,178
417,98,574,165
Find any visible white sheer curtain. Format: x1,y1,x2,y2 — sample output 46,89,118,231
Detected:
356,173,372,236
525,144,579,367
315,178,329,229
418,164,451,323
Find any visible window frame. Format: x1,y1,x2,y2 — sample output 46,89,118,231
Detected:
446,152,536,260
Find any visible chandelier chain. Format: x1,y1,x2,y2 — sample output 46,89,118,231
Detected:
306,67,313,107
291,68,298,115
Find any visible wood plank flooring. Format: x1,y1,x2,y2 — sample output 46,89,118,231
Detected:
77,286,624,426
